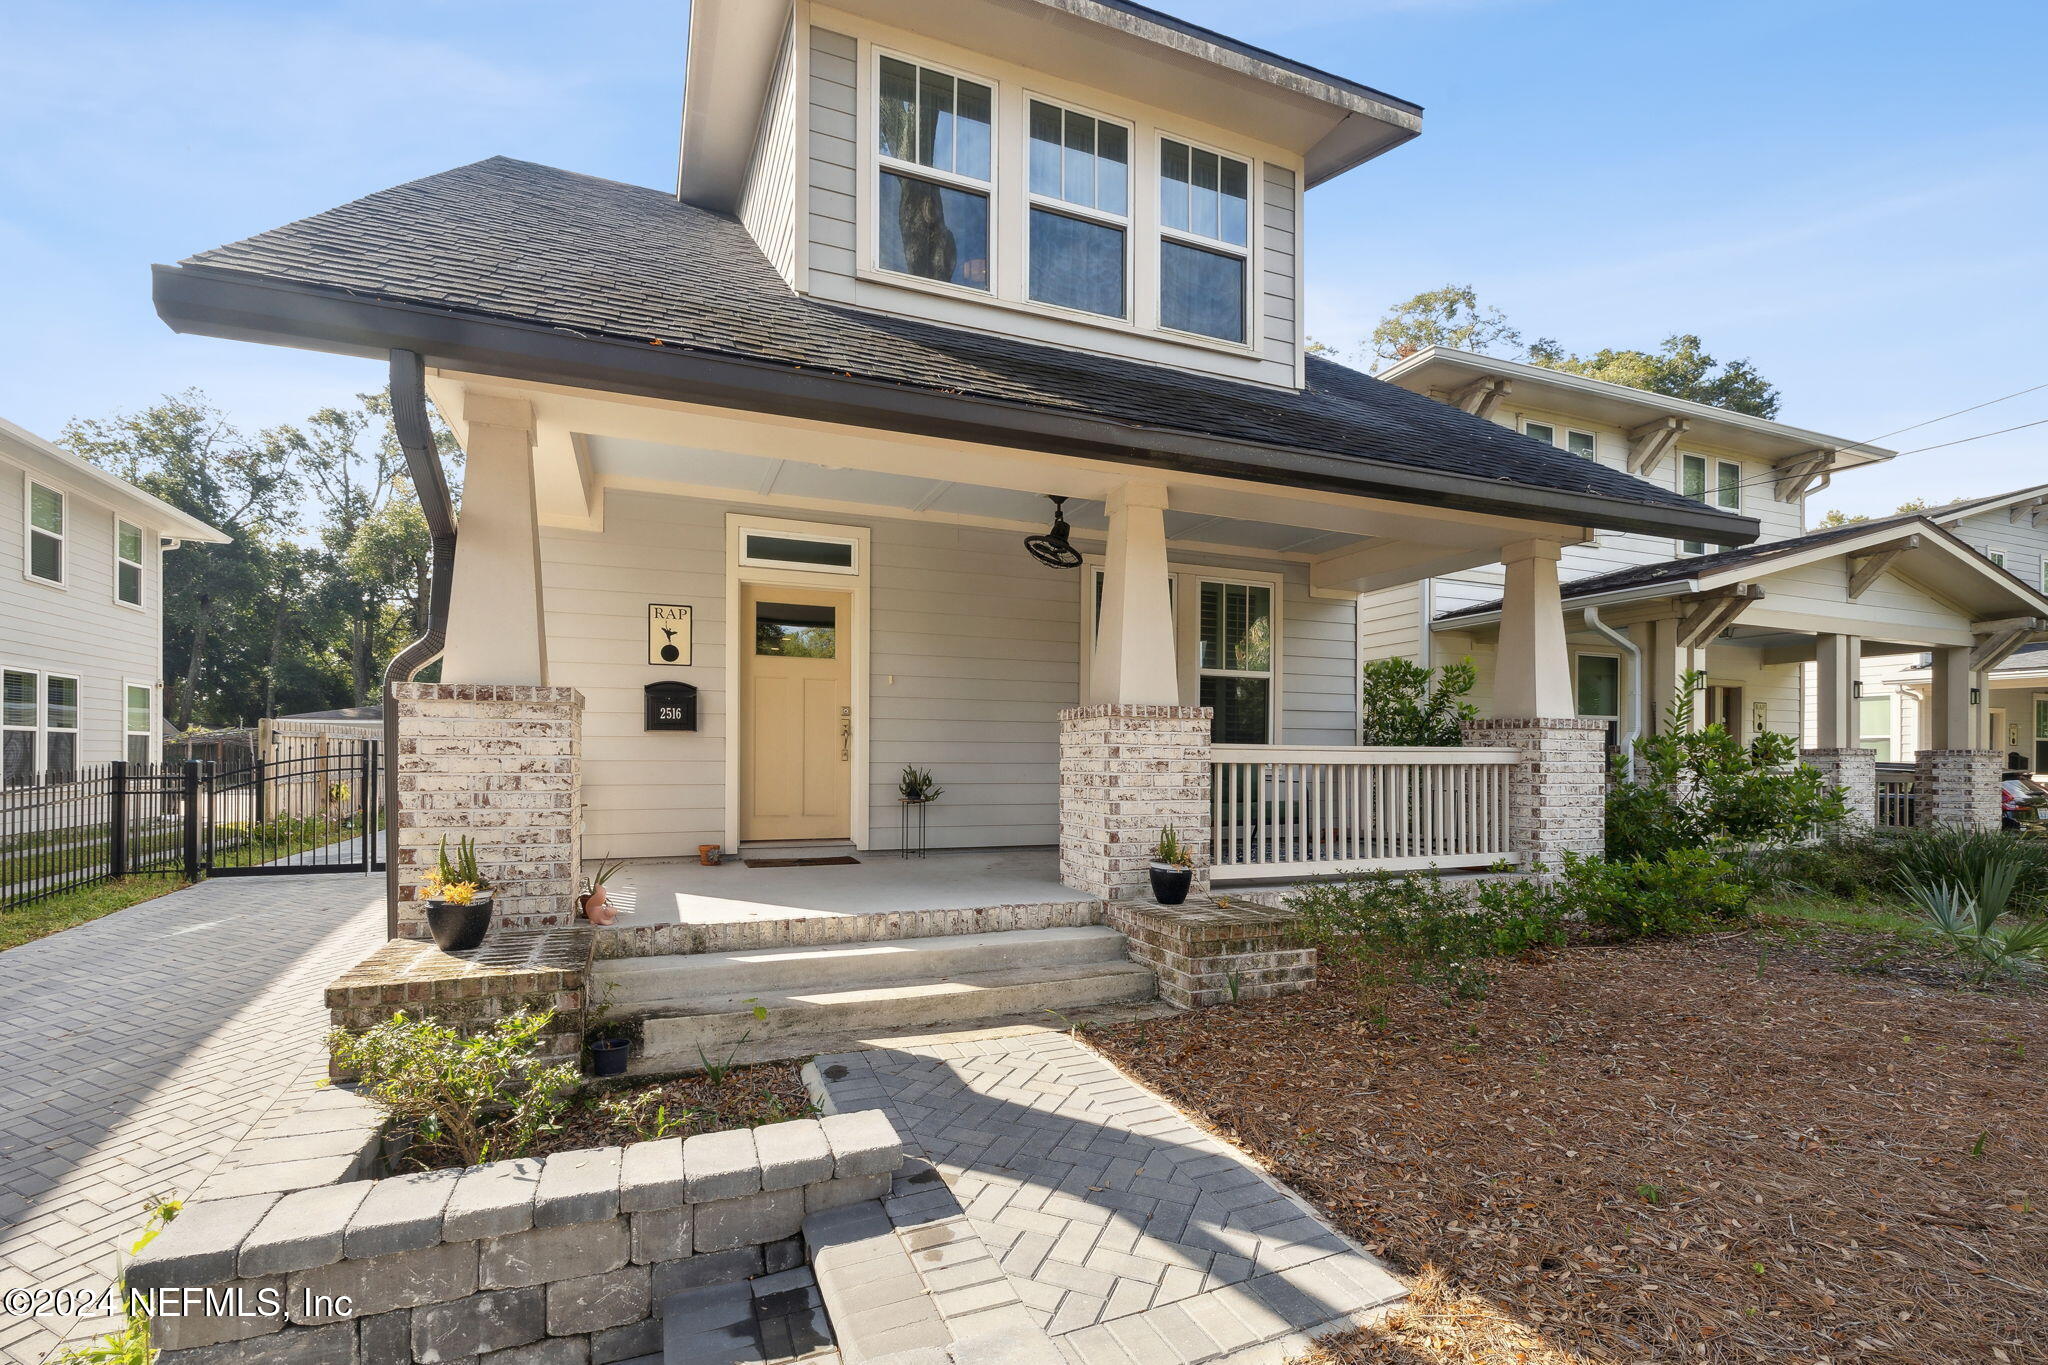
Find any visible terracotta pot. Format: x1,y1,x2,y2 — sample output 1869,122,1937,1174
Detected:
582,885,618,926
426,898,492,953
698,844,722,867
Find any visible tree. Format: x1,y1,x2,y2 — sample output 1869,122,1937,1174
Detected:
1815,497,1932,529
1367,285,1523,369
1528,333,1781,418
1360,657,1478,746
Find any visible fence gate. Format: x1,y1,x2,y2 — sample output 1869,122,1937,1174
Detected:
206,739,385,876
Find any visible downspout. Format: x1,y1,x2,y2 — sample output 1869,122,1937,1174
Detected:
1583,606,1643,750
1417,578,1434,673
382,348,458,936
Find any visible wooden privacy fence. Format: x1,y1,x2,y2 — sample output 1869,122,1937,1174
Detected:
1209,744,1519,881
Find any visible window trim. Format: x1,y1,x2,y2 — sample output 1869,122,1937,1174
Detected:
1079,557,1284,743
868,46,999,297
125,678,155,768
1573,650,1622,721
24,476,67,587
1985,546,2007,569
1565,429,1598,460
737,528,862,576
1679,453,1742,555
114,516,146,610
1,665,85,783
1523,421,1556,446
3,665,39,785
1154,130,1256,349
1857,690,1895,762
1021,92,1134,324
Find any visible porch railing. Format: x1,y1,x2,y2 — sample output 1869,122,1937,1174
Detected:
1209,745,1519,881
1875,765,1918,830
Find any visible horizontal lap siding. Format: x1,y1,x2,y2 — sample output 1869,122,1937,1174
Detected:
1280,568,1357,745
1260,166,1299,373
738,19,801,287
1952,506,2048,594
805,27,859,303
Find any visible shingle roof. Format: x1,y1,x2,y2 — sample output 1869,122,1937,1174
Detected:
174,156,1730,527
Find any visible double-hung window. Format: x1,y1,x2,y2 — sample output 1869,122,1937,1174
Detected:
0,669,79,783
43,676,78,779
126,683,154,767
1680,454,1741,554
1575,653,1621,750
1566,429,1597,459
115,520,145,607
1858,694,1894,762
1158,138,1250,343
1027,100,1129,319
876,55,993,291
1197,579,1273,743
26,480,64,584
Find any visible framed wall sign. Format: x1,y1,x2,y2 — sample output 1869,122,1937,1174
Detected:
648,604,693,665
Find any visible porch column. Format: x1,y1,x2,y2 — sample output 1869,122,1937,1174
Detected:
1918,645,1999,827
1812,634,1860,748
443,395,548,686
1632,614,1706,734
1492,540,1573,720
1090,481,1179,705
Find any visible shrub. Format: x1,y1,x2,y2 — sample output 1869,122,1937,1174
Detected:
1607,672,1847,861
1901,872,2048,983
1293,869,1566,1002
1561,849,1755,939
331,1009,579,1168
1360,657,1478,746
1746,827,2048,916
1892,827,2048,915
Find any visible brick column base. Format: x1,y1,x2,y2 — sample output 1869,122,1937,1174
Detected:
1916,748,2003,829
1800,747,1877,827
1460,717,1606,867
1059,704,1212,901
394,682,584,940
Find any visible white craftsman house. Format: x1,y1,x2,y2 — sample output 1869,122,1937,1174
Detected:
1850,482,2048,774
1371,350,2048,826
0,416,227,784
157,0,1766,1047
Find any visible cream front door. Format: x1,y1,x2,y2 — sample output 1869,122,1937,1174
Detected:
741,584,852,841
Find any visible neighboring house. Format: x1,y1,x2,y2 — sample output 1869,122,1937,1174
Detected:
1852,483,2048,770
1373,350,2048,820
154,0,1756,939
0,416,227,784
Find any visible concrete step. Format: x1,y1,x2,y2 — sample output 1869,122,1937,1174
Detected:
596,925,1132,1008
657,1266,838,1364
633,959,1155,1073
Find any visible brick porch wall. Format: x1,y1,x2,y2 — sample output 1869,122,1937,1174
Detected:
393,683,583,939
1058,704,1212,901
1460,717,1606,867
1916,748,2003,830
1800,747,1877,827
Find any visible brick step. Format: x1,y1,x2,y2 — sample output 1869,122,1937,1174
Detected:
594,899,1107,959
596,926,1133,1007
629,959,1156,1074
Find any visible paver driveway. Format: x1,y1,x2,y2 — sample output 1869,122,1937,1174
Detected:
0,875,383,1362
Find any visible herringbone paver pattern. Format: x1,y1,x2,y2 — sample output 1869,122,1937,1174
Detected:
812,1029,1405,1363
0,876,383,1362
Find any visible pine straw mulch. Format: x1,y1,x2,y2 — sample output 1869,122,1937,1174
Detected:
1089,934,2048,1365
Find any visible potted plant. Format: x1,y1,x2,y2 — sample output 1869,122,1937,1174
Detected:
581,857,625,926
898,766,944,805
897,766,943,859
1149,826,1195,905
422,835,493,953
585,988,632,1077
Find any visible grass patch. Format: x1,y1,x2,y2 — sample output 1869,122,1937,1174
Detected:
1756,892,1932,938
0,876,187,952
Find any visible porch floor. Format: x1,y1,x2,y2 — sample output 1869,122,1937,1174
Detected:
602,846,1087,927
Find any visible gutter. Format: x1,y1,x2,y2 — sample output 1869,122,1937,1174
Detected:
151,263,1761,548
1582,606,1643,749
1431,579,1702,632
381,347,459,936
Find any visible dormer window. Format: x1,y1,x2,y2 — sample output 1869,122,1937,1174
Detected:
1027,101,1129,319
875,55,993,290
1158,137,1249,343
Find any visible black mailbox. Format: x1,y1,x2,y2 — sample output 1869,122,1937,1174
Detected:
644,681,698,732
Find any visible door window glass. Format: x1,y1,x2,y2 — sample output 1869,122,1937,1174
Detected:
755,602,837,658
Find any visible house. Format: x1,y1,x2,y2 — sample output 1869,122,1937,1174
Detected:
1848,483,2048,772
1373,349,2048,823
0,416,227,784
152,0,1760,974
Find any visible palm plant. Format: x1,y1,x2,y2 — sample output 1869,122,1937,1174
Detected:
1900,843,2048,982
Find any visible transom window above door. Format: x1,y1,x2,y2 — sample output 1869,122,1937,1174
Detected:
876,55,993,291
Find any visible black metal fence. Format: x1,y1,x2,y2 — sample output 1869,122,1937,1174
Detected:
1,741,384,910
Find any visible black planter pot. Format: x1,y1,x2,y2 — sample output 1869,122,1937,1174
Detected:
426,898,493,953
588,1036,631,1077
1148,862,1194,906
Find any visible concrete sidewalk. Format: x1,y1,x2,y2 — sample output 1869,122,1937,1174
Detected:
0,875,383,1362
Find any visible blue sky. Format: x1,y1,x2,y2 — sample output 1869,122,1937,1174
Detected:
2,0,2042,518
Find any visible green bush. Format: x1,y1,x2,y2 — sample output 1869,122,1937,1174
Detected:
1606,672,1847,861
331,1009,579,1169
1901,856,2048,983
1359,656,1478,746
1560,849,1755,939
1293,869,1567,1001
1747,826,2048,916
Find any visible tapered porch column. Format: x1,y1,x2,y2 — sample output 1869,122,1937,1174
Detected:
1918,644,1999,828
442,395,548,686
1090,481,1178,705
1465,540,1603,866
1801,633,1875,826
1628,615,1707,734
1492,540,1573,720
1062,481,1210,900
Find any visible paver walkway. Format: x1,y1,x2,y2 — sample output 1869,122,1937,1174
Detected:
812,1028,1406,1363
0,875,383,1362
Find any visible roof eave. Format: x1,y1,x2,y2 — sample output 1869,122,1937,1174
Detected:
151,263,1757,545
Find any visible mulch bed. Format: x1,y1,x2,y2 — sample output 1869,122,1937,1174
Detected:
529,1062,816,1159
1091,934,2048,1364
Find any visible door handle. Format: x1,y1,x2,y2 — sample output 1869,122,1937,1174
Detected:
840,708,852,761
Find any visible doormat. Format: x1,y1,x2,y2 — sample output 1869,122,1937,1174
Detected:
742,856,861,869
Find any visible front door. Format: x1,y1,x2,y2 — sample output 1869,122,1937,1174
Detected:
741,584,852,841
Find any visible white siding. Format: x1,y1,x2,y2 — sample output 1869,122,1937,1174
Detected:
1356,583,1422,666
0,440,167,769
1950,503,2048,596
738,17,802,288
1259,165,1299,375
804,26,860,304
